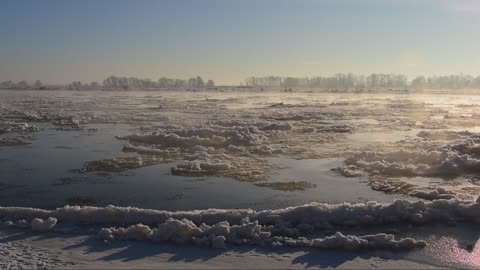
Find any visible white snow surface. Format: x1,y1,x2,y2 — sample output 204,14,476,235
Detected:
0,226,440,269
0,240,73,269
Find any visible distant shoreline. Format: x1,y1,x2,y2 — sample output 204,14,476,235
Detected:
1,87,480,95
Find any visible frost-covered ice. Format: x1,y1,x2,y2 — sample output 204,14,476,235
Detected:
343,135,480,178
277,232,426,250
171,150,273,182
5,197,480,256
79,156,172,173
335,130,480,201
367,177,458,200
123,143,179,155
3,199,480,230
4,199,462,251
0,121,38,133
97,221,425,251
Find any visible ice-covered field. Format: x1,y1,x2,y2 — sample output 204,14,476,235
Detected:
1,88,480,268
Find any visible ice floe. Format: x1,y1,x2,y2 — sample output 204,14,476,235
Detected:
79,156,170,173
0,137,30,146
0,121,38,133
335,131,480,200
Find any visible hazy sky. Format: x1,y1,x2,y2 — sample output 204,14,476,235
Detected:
1,0,480,85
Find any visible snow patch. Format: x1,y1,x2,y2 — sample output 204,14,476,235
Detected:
31,217,57,233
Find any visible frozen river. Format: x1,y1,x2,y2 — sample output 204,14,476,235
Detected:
2,89,480,268
1,89,480,210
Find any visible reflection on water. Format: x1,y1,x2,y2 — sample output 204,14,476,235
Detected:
347,129,422,143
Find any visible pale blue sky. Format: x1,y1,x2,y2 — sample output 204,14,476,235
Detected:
1,0,480,85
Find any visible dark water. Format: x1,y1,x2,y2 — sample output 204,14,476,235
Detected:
0,123,402,211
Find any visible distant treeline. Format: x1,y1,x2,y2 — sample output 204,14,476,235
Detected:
245,74,480,90
4,73,480,91
0,76,215,90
